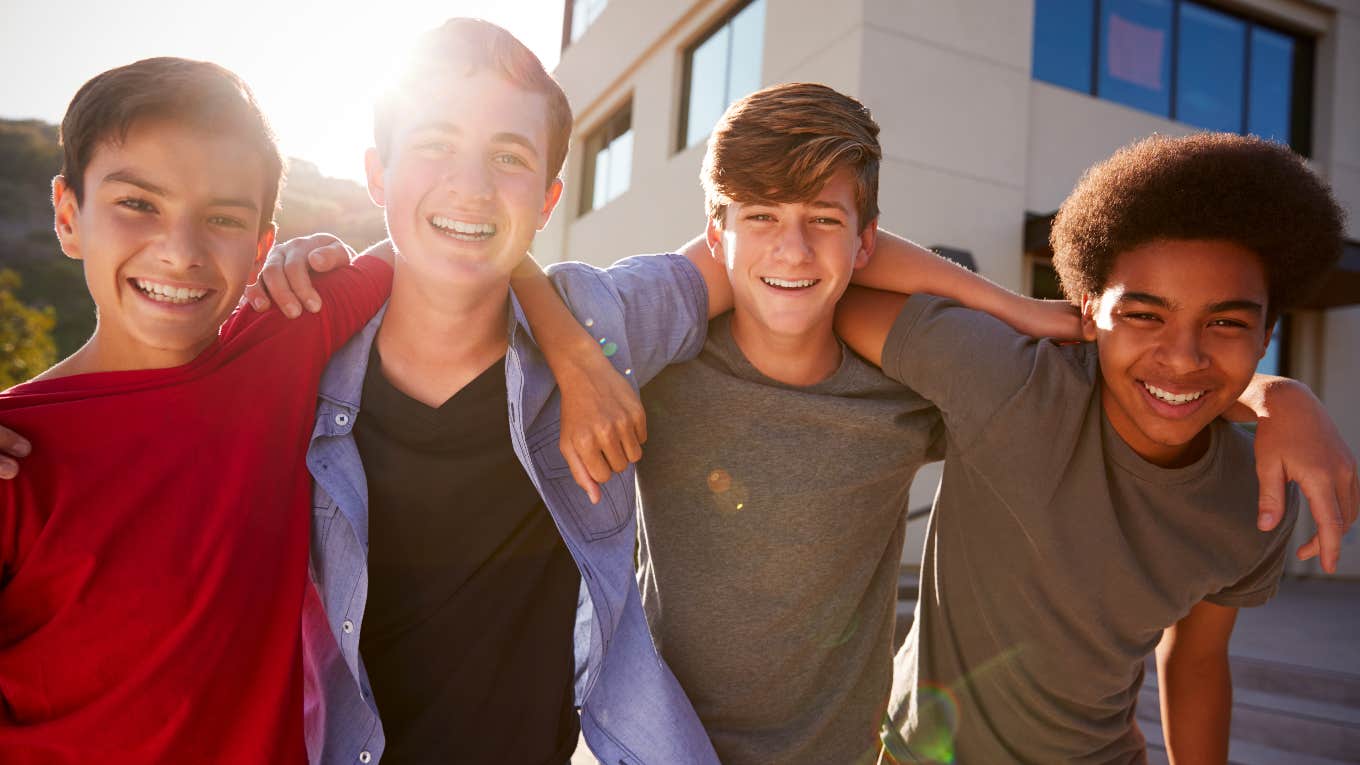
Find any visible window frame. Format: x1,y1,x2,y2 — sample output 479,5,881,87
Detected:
676,0,765,153
1032,0,1314,155
578,100,634,217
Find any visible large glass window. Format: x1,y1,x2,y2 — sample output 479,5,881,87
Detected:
1099,0,1173,116
1032,0,1311,153
1176,2,1245,132
679,0,766,150
579,103,633,216
1033,0,1096,93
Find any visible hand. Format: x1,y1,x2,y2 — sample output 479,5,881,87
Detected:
0,425,31,479
1253,381,1359,573
242,233,355,318
556,357,647,505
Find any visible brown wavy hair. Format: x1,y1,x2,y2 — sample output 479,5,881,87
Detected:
702,82,881,232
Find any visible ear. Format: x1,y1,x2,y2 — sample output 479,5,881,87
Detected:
364,148,387,207
52,175,83,261
1079,293,1099,342
705,216,725,264
853,217,878,270
537,177,564,229
254,222,278,267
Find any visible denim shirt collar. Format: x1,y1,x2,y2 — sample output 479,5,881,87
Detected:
317,291,538,413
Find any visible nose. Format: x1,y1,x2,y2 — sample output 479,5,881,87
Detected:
155,216,209,272
443,153,494,202
1154,321,1210,374
771,220,814,265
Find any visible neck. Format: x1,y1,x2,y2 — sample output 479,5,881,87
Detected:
1099,385,1211,469
374,267,511,407
36,326,209,382
729,310,841,387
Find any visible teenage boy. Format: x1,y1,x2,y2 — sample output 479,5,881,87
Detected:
0,59,392,761
835,133,1352,763
274,19,722,765
264,79,1355,764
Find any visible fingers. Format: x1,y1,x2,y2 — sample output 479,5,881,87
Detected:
1296,536,1320,562
0,426,32,480
1298,475,1345,574
283,245,323,315
564,448,602,505
242,280,271,312
1255,458,1286,531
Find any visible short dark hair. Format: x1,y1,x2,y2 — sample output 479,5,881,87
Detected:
1051,133,1345,320
702,82,881,233
373,18,573,185
59,57,284,235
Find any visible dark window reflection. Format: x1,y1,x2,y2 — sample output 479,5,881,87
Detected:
1248,26,1294,145
681,0,765,150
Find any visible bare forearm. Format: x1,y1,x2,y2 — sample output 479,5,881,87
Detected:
677,234,732,317
855,229,1080,339
510,254,600,369
1157,649,1232,764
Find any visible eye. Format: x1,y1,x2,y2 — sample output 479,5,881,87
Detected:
746,213,775,222
1120,311,1162,323
417,140,453,153
812,216,844,226
116,197,156,213
494,152,528,168
1208,317,1250,329
208,214,249,230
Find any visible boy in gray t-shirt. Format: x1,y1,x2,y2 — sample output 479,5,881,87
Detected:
838,134,1348,764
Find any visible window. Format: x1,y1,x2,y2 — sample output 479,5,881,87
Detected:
1032,0,1312,153
568,0,608,44
679,0,766,151
580,103,633,215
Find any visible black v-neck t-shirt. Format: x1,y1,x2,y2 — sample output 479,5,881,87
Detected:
354,347,581,764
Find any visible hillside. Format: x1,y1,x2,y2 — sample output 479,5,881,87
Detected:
0,118,387,360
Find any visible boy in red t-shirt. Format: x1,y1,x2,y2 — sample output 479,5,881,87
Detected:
0,58,392,762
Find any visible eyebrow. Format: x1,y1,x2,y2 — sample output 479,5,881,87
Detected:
103,169,258,211
809,200,852,214
1117,292,1264,315
410,122,541,155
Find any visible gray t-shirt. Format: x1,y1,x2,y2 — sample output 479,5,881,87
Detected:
880,295,1297,765
637,313,944,765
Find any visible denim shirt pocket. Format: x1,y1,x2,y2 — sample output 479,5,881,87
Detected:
528,424,631,541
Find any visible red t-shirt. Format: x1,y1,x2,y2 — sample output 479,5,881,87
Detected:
0,256,391,763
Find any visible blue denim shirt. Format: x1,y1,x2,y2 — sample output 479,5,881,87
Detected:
300,254,719,765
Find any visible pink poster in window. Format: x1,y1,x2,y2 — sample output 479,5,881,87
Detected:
1107,13,1165,90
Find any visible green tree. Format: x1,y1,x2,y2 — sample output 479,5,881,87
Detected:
0,269,58,387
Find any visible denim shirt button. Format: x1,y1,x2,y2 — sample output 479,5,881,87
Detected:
358,751,372,763
342,619,354,634
334,413,351,427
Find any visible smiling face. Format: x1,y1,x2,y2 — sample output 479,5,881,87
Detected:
711,168,875,347
53,118,274,370
1082,239,1272,467
366,69,563,293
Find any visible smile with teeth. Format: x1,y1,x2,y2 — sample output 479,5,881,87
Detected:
761,277,819,289
430,215,496,241
1142,381,1206,406
133,278,209,305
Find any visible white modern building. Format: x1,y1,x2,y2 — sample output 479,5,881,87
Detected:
538,0,1360,577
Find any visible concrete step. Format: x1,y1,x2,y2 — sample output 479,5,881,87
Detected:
1139,656,1360,763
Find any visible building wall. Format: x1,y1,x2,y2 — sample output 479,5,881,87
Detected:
545,0,1360,575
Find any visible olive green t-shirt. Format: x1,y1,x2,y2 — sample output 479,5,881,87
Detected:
880,295,1297,765
637,313,944,765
